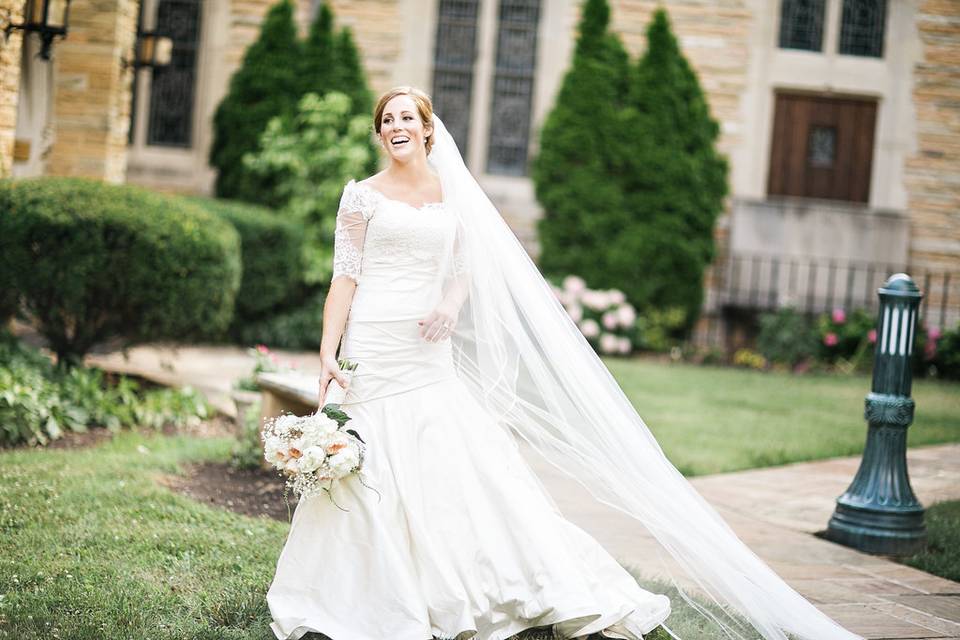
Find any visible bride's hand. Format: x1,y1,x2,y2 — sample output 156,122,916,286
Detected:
418,302,458,342
318,353,350,405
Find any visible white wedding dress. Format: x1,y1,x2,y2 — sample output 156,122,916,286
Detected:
266,179,672,640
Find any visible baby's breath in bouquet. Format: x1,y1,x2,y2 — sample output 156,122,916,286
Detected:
261,359,378,512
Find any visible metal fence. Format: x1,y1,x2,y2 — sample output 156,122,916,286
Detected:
712,252,958,330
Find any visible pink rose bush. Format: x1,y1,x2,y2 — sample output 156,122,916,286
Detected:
551,275,637,356
816,307,876,366
235,344,300,392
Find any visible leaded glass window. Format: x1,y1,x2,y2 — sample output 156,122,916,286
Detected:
146,0,202,147
432,0,480,158
486,0,540,176
839,0,887,58
808,126,836,168
128,1,145,146
778,0,825,52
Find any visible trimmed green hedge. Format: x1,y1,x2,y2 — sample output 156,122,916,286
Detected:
0,177,241,365
184,195,307,328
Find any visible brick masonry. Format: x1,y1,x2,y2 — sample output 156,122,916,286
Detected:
0,0,24,179
45,0,138,183
904,1,960,325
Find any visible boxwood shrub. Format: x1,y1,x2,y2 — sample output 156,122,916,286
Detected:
0,177,241,365
183,195,307,330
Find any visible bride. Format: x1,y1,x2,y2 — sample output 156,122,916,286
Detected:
266,86,865,640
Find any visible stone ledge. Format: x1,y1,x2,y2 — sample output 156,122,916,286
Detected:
256,371,319,419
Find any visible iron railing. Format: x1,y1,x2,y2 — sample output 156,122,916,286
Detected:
713,252,958,330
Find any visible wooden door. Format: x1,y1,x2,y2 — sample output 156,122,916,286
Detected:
767,92,877,203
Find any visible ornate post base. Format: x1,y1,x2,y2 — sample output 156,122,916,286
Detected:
825,394,927,555
826,502,926,555
825,274,927,556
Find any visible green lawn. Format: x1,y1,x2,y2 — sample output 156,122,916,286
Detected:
1,360,956,638
0,430,732,639
903,499,960,583
602,357,960,476
0,432,283,640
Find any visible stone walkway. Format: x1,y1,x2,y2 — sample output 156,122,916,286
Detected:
86,343,960,640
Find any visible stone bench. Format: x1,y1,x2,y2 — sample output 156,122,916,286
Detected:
256,371,321,422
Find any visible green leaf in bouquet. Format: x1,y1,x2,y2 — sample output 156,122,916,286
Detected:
321,405,351,427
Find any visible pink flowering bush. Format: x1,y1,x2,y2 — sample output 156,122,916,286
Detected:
550,275,637,356
912,321,960,380
234,344,299,391
816,307,876,368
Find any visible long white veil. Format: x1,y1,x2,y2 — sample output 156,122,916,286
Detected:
426,112,864,640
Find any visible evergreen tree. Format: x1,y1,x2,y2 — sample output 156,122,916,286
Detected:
299,11,376,176
209,0,302,205
300,3,336,95
614,8,728,330
530,0,631,287
331,27,373,117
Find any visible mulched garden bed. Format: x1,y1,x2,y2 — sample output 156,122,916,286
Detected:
156,458,293,523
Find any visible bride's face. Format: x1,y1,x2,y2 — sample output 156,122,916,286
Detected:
378,95,432,163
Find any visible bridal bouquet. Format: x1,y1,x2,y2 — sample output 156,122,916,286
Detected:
261,359,379,510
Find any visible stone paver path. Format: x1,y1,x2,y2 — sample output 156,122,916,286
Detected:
86,343,960,639
523,442,960,640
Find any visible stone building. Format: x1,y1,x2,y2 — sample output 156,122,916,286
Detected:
1,0,957,344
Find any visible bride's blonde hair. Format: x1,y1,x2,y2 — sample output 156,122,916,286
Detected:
373,86,435,155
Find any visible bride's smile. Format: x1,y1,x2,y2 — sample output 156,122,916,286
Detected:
378,94,433,163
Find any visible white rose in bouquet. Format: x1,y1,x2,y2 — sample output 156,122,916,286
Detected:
298,445,327,473
264,439,285,465
301,414,339,440
328,446,361,477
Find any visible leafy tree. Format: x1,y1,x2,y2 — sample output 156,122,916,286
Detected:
299,9,376,176
209,0,302,206
211,1,378,208
614,8,728,329
243,91,376,285
531,0,632,302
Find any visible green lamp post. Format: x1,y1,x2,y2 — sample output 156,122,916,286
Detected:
826,273,927,555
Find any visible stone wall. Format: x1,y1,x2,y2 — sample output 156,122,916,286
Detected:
326,0,405,95
905,1,960,328
0,0,25,178
45,0,138,182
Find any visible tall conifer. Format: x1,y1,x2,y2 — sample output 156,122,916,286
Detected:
331,27,373,117
300,3,336,93
614,8,728,329
530,0,631,286
209,0,302,205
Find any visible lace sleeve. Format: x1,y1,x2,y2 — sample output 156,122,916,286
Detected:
331,181,375,284
452,219,468,277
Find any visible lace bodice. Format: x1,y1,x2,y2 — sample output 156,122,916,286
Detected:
331,178,466,321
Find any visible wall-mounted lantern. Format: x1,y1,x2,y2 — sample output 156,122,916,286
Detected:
1,0,73,60
121,29,174,70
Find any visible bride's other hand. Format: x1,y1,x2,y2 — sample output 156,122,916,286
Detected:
418,302,458,342
318,353,350,405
